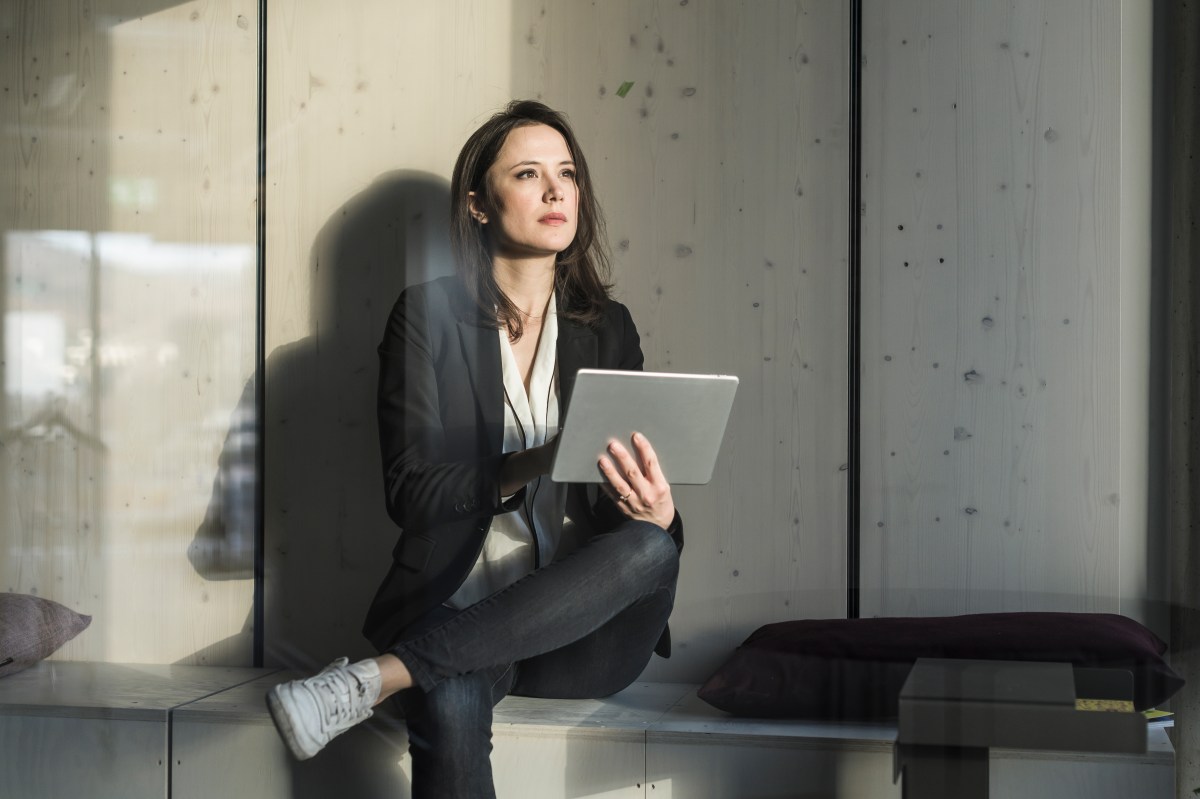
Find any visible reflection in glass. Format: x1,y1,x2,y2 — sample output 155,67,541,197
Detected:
1,1,258,666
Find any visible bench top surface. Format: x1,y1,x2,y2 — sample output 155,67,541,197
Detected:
173,670,315,723
171,673,1173,762
0,661,275,720
170,673,698,728
172,672,901,747
1,664,1175,764
649,689,898,744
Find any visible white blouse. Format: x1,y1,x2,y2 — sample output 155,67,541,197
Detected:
445,294,576,609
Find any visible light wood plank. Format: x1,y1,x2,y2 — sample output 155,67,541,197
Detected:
860,0,1132,618
1116,0,1158,630
101,0,259,665
647,738,899,799
167,675,1174,798
264,0,850,684
494,681,692,731
1,0,111,659
173,709,412,799
650,689,897,746
0,660,270,719
493,728,647,799
645,692,1172,798
0,716,166,799
263,0,516,671
990,741,1173,799
0,0,259,665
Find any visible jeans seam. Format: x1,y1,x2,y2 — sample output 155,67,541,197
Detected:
490,662,514,692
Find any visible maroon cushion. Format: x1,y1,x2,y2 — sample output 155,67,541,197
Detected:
697,612,1184,719
0,593,92,678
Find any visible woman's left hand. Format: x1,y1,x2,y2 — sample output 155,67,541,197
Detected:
598,432,676,529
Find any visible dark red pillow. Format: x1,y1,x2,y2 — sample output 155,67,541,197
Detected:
697,612,1184,719
0,593,92,679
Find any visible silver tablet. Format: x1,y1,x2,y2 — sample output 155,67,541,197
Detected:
550,369,739,485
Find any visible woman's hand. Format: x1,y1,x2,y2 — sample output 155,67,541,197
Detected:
598,432,676,529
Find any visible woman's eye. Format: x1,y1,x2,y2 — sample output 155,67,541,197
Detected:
517,169,536,179
562,170,576,180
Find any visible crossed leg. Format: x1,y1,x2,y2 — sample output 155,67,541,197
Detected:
391,520,679,798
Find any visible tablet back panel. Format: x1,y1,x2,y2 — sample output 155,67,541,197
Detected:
551,370,738,485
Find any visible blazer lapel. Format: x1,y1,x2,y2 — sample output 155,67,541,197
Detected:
451,282,597,448
557,315,597,418
453,289,505,456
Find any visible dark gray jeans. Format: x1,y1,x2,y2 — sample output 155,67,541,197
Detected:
389,520,680,799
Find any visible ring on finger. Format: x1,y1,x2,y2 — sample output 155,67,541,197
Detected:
619,492,631,502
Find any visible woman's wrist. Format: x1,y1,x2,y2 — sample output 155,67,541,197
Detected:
498,450,529,497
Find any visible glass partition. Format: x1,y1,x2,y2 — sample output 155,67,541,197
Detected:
0,0,258,665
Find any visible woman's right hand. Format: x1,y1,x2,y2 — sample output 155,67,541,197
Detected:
597,432,676,529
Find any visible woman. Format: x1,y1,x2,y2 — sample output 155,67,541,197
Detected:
267,100,683,797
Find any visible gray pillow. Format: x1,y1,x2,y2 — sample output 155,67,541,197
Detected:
0,593,91,678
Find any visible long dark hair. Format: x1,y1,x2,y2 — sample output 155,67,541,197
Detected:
450,100,612,339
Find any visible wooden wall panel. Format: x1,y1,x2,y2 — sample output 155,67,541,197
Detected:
263,0,517,672
1116,0,1157,630
859,0,1150,620
508,0,850,680
0,716,166,799
1,0,258,664
1,2,109,661
264,0,849,682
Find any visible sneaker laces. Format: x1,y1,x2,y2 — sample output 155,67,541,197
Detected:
309,661,375,733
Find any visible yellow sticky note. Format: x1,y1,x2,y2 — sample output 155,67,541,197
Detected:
1076,698,1135,713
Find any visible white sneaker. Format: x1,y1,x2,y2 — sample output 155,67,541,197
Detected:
266,657,382,760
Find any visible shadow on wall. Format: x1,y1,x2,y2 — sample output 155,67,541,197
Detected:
184,170,454,672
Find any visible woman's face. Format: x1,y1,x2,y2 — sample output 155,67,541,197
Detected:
472,123,579,261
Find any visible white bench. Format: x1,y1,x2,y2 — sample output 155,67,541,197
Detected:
0,663,1176,798
0,661,274,799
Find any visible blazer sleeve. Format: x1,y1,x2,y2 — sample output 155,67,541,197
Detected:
377,287,523,531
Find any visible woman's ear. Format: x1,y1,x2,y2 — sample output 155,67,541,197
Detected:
467,191,488,224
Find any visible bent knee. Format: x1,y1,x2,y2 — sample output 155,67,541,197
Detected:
613,521,679,580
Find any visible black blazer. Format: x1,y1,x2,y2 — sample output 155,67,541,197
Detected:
362,276,683,654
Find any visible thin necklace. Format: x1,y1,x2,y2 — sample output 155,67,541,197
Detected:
519,292,553,320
